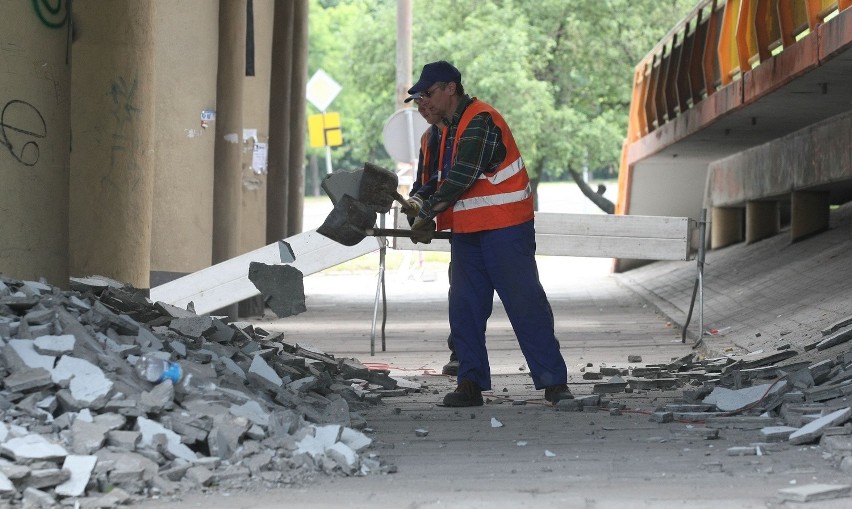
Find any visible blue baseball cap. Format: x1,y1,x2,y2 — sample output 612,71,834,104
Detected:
404,92,422,104
408,61,462,95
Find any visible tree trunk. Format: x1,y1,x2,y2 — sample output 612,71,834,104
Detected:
569,168,615,214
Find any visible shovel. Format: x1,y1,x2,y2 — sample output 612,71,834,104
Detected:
316,194,452,246
358,162,413,213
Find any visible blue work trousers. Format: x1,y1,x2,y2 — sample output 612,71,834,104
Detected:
449,220,567,390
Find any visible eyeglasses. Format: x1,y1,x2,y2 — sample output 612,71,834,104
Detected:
420,82,446,99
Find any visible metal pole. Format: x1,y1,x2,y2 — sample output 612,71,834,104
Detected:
325,143,333,175
698,208,707,340
370,213,387,355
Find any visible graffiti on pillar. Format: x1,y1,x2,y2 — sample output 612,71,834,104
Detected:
1,100,47,167
32,0,68,29
108,75,140,170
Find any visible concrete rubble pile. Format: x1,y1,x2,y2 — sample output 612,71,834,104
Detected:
0,274,402,508
577,325,852,477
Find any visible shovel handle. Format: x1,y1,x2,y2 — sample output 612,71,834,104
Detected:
367,228,453,240
393,192,413,211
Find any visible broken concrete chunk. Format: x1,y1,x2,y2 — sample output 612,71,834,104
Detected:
0,472,14,495
229,400,270,427
55,454,98,497
3,367,53,393
248,262,307,318
184,465,215,487
777,483,851,502
169,316,216,339
33,334,76,356
22,487,57,507
70,420,112,455
789,407,852,445
339,427,372,452
51,356,113,406
326,441,359,475
650,412,674,423
726,446,758,456
760,425,799,442
106,430,141,450
816,327,852,351
140,380,176,414
1,434,68,462
702,382,785,412
220,357,246,379
247,354,284,391
5,339,56,371
136,417,198,463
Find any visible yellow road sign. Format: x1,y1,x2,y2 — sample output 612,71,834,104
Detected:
308,112,343,148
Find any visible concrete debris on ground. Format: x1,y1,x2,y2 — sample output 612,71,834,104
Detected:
0,274,404,508
570,341,852,487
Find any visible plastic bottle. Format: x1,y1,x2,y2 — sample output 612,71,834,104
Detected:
136,355,217,392
136,355,183,384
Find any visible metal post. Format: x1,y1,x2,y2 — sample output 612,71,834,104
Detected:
325,144,333,175
370,213,387,355
681,208,709,344
698,208,707,340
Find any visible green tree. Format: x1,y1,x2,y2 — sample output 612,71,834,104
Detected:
307,0,695,196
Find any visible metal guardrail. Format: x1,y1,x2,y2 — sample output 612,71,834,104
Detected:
626,0,849,142
615,0,851,216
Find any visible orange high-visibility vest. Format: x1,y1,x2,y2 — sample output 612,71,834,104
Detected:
419,126,453,231
418,129,432,186
437,100,533,233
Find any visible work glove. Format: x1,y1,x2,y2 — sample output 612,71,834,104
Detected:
410,217,437,244
402,196,423,218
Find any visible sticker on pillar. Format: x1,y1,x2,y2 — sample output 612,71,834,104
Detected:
308,112,343,148
201,110,215,129
252,143,268,174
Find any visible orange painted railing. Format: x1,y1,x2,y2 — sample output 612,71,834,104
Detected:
617,0,851,215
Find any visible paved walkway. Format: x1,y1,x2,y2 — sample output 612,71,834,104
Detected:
218,201,852,508
261,254,690,388
618,201,852,361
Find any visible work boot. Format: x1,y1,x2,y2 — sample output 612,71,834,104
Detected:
442,379,483,407
441,360,459,376
544,384,574,404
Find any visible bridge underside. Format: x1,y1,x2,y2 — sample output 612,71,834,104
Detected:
617,6,852,271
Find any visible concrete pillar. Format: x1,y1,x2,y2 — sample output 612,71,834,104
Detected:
266,0,294,243
213,0,247,319
0,1,71,287
286,0,309,237
70,0,156,288
149,1,218,287
745,200,780,244
791,190,830,241
238,0,274,319
710,206,744,249
213,0,246,265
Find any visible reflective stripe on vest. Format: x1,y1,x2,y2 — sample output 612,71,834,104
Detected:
455,182,532,211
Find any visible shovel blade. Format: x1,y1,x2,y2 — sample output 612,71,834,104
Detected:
358,162,400,213
316,194,377,246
